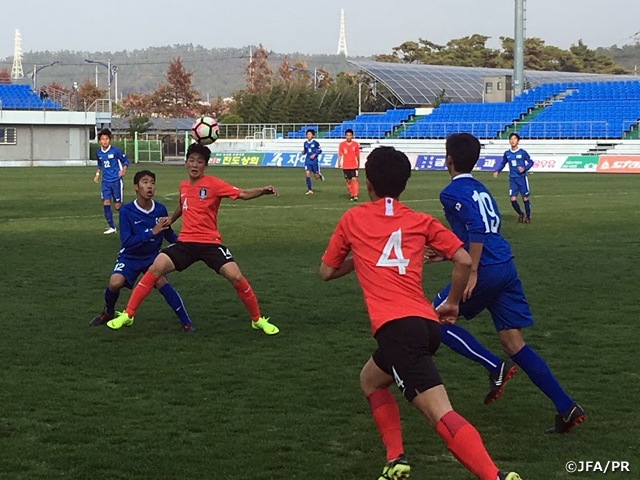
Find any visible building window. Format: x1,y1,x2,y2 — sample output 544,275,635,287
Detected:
485,82,493,94
497,81,503,91
0,127,17,145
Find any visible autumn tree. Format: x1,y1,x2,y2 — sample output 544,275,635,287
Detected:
278,56,293,84
120,93,153,116
245,44,273,93
77,80,108,107
0,69,11,84
150,57,202,117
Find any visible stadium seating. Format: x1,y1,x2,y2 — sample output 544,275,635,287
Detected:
286,109,416,139
0,84,63,110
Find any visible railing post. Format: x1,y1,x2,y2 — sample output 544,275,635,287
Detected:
134,131,139,163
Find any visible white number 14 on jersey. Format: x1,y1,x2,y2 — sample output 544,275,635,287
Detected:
376,229,409,275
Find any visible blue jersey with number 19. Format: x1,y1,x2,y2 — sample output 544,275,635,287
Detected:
439,174,513,266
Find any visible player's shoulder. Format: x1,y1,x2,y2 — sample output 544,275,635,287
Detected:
119,201,136,214
153,200,168,213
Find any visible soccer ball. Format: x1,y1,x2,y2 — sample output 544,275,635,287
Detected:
191,116,219,145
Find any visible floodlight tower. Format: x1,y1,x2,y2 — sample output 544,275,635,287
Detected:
11,29,24,79
337,9,348,57
513,0,527,96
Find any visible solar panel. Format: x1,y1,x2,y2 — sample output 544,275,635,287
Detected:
348,60,640,105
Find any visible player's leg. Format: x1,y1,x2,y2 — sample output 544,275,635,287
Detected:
101,183,116,233
91,273,126,326
343,170,353,199
210,245,279,335
351,170,359,200
107,252,178,330
489,265,583,433
305,167,313,194
522,178,531,222
360,358,409,479
155,274,194,331
509,180,524,221
381,318,519,480
113,179,124,211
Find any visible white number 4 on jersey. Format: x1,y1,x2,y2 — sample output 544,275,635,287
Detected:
376,229,409,275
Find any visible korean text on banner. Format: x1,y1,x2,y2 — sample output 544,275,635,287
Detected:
209,153,264,166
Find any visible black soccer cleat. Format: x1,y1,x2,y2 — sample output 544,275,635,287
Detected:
518,214,524,223
181,323,196,333
90,311,114,327
545,402,585,434
485,359,518,405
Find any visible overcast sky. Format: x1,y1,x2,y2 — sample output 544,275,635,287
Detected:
3,0,640,59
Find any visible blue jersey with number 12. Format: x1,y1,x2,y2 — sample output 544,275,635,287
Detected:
439,174,513,266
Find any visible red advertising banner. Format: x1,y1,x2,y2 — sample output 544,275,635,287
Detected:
597,156,640,174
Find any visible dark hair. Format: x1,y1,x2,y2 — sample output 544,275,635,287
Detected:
345,129,354,136
98,128,112,139
445,133,481,173
134,170,156,185
365,147,411,198
509,132,520,140
186,143,211,161
306,129,315,135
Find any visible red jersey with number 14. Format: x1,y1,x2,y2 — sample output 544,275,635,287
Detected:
322,197,463,335
339,140,360,169
177,175,241,244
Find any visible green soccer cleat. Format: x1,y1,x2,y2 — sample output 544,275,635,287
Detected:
498,472,522,480
251,316,279,335
378,454,410,480
106,311,134,330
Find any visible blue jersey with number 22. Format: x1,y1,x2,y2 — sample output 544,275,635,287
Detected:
439,174,513,267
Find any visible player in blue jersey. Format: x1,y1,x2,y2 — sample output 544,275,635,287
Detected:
94,128,129,234
90,170,195,332
494,133,533,223
302,129,325,195
426,133,584,434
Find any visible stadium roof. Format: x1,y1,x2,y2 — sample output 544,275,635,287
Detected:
111,117,195,132
348,60,640,105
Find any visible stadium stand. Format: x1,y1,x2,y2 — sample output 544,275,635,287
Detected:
0,84,63,110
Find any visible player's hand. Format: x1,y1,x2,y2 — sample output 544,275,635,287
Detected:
151,218,170,235
517,166,524,173
118,170,126,177
310,154,316,160
493,172,499,178
263,185,279,197
436,300,459,325
423,246,446,264
93,174,99,183
462,270,478,302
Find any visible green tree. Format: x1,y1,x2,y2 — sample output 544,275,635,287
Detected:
127,115,152,135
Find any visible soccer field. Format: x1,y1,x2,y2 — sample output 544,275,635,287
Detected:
1,165,638,479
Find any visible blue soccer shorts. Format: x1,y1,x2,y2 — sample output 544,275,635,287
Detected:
102,179,124,203
433,260,534,332
111,256,154,288
509,176,530,197
305,163,320,175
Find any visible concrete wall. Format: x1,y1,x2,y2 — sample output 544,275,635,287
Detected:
0,110,96,166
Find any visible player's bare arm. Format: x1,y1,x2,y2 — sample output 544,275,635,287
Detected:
319,257,354,281
119,166,128,177
94,169,100,183
435,248,472,325
464,242,484,301
237,186,279,200
168,204,182,225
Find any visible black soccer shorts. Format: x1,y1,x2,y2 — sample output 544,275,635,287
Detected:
372,316,443,403
162,241,235,273
343,169,358,180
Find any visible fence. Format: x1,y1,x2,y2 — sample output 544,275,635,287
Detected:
91,132,163,162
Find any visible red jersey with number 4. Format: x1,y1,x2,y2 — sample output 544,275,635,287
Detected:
177,175,241,244
339,141,360,169
322,197,463,335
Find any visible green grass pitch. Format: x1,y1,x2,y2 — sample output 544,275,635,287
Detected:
1,165,638,479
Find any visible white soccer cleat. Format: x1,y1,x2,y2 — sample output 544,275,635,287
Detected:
103,227,117,235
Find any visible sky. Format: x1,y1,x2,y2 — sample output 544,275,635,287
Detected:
2,0,640,59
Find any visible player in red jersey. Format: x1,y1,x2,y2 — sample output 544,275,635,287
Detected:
337,129,361,201
320,146,521,480
107,143,280,335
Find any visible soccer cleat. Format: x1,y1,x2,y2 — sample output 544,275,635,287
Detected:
306,190,314,195
353,196,358,201
524,217,531,224
517,215,524,223
378,454,410,480
545,402,585,434
90,311,114,327
106,311,134,330
498,472,522,480
485,359,518,405
103,227,117,235
350,197,355,202
319,173,325,181
251,316,279,335
182,323,196,333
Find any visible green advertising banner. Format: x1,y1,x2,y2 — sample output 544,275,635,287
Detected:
561,156,599,170
210,153,264,166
